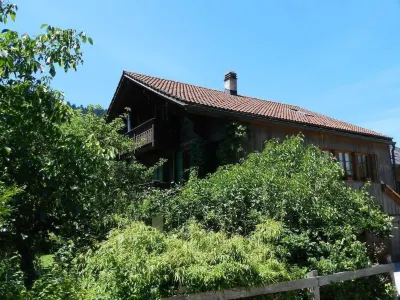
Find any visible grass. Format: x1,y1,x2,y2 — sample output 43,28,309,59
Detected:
39,254,54,269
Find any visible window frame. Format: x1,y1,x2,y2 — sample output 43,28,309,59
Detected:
322,149,377,182
335,150,354,180
354,153,369,181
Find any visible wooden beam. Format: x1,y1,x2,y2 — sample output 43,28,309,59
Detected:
163,278,318,300
307,270,320,300
382,183,400,206
318,264,394,286
163,264,394,300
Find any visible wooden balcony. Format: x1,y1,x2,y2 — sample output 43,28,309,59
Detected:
126,118,178,153
127,118,155,147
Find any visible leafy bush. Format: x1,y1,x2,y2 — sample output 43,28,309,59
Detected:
216,122,248,165
79,221,304,300
320,276,395,300
0,255,26,300
0,246,84,300
0,182,19,226
158,135,393,297
165,135,391,238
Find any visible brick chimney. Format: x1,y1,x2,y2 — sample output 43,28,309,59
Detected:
224,71,237,95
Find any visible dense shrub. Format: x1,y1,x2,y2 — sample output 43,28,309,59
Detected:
0,255,26,300
157,135,394,298
165,135,391,239
79,221,304,300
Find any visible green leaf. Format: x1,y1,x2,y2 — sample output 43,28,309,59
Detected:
49,65,56,77
10,12,16,22
40,23,48,29
88,37,93,45
0,49,8,58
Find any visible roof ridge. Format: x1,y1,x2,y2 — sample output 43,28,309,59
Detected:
124,70,226,94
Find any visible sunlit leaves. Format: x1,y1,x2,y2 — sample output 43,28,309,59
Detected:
162,135,392,282
0,5,93,84
0,2,17,24
0,1,98,288
80,221,304,299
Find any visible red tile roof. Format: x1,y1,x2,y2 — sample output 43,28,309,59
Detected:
123,71,391,140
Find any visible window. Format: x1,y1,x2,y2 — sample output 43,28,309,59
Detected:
337,151,353,179
355,154,368,181
326,149,377,182
354,153,376,181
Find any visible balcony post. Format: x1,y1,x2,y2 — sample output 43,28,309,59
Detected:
152,123,155,147
127,111,131,132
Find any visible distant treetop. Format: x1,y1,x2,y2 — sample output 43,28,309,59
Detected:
66,102,106,117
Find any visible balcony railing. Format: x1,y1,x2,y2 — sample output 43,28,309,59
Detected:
127,118,155,147
126,118,177,152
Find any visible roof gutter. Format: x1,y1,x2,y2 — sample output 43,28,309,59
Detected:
184,104,393,145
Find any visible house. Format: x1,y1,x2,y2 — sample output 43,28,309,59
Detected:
108,70,400,260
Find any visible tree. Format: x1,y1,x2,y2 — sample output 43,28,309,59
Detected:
0,182,19,226
0,2,152,288
0,1,91,284
67,102,107,117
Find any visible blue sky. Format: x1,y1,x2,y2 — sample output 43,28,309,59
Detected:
10,0,400,143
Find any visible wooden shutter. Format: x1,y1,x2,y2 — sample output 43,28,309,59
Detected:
369,154,378,182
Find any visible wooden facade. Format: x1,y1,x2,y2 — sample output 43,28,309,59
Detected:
249,121,395,185
109,74,400,261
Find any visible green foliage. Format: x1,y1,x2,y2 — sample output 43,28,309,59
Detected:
161,135,393,297
216,122,248,165
166,135,391,237
56,107,158,246
0,2,153,288
0,255,26,300
27,267,81,300
0,2,91,84
79,221,304,300
26,243,84,300
0,2,17,24
320,276,396,300
0,2,395,298
39,254,54,270
0,92,153,274
189,138,205,170
67,102,107,117
0,182,19,225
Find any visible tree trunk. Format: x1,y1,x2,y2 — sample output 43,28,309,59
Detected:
16,232,36,288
